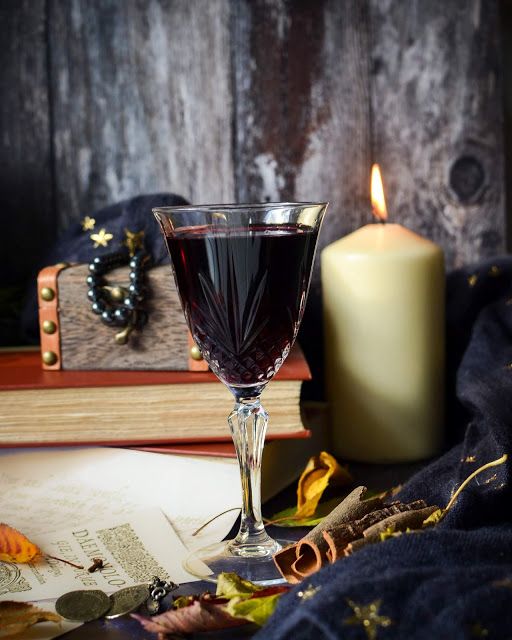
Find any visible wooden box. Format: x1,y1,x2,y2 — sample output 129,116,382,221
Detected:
37,263,208,371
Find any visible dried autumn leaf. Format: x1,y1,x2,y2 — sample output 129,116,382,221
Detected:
0,524,41,563
132,574,289,635
216,572,265,599
268,497,343,527
422,508,443,527
225,593,282,626
296,452,353,518
0,601,60,638
132,598,248,635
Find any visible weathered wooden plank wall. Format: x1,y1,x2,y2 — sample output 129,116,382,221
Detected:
0,0,55,287
49,0,234,229
370,0,504,268
0,0,506,360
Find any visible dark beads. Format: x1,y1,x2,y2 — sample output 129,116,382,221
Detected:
113,307,131,326
101,309,115,325
129,270,141,282
87,288,101,302
88,246,149,342
128,282,145,300
88,261,104,275
91,300,106,315
86,274,102,287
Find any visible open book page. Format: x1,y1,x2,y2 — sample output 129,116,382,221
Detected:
0,507,196,602
0,447,240,549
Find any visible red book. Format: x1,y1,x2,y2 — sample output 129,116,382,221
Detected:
0,346,311,447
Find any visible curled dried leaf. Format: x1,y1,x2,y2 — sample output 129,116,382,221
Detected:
132,598,247,635
0,524,41,563
0,601,60,638
423,509,443,527
132,573,289,635
225,593,282,627
216,572,265,599
296,452,353,519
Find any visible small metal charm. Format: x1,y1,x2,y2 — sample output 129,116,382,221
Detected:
145,576,178,615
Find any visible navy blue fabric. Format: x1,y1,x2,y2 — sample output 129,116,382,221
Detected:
257,256,512,640
21,192,188,342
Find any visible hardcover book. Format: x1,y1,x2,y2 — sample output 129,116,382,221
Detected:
0,345,311,446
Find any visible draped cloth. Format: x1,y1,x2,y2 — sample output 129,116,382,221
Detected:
257,257,512,639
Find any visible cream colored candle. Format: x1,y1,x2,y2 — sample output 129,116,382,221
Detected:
321,167,445,462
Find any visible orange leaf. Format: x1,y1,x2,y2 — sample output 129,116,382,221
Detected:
295,452,353,518
0,523,41,563
0,601,60,638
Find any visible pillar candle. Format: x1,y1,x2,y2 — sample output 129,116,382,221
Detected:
321,171,445,462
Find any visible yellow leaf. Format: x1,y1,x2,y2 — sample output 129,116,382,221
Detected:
379,526,398,542
0,523,41,563
295,452,353,518
0,601,60,638
422,509,444,527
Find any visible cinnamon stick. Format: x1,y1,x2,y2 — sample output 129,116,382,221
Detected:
322,499,428,562
344,505,438,556
274,486,381,582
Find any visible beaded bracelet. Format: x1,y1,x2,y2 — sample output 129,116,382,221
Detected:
87,248,151,344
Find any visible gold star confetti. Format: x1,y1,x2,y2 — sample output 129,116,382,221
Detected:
297,584,321,601
470,622,489,637
506,363,512,371
344,599,392,640
90,228,114,248
488,265,501,277
81,216,96,231
468,274,478,287
464,456,477,463
123,228,145,257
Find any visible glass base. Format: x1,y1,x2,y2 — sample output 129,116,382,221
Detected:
183,538,293,585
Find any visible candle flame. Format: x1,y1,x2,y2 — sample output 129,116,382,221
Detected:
371,164,388,222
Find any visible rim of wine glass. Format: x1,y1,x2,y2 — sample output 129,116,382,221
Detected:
152,201,328,214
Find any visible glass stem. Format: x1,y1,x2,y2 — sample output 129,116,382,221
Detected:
228,394,274,551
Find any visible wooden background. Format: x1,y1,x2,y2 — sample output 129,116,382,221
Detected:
0,0,507,382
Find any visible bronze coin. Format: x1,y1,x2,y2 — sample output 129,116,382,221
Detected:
56,589,110,622
105,584,150,619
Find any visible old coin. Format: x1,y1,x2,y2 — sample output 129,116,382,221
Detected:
56,589,110,622
105,584,150,619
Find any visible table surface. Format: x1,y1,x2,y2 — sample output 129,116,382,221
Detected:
56,460,424,639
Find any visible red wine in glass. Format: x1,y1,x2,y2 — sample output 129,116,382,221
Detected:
154,203,327,584
165,224,318,391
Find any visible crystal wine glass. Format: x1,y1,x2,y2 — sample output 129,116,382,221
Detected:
154,202,327,583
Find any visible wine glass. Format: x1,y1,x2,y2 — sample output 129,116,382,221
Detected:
153,202,327,583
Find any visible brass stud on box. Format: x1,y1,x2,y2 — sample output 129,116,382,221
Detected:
42,351,58,366
190,344,203,361
40,287,55,302
42,320,57,334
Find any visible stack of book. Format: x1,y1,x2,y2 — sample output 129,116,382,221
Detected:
0,345,321,501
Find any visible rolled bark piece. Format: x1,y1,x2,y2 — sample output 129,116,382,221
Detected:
273,486,381,581
323,499,428,562
344,505,439,556
362,505,438,541
272,545,303,584
294,486,382,576
344,537,372,556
